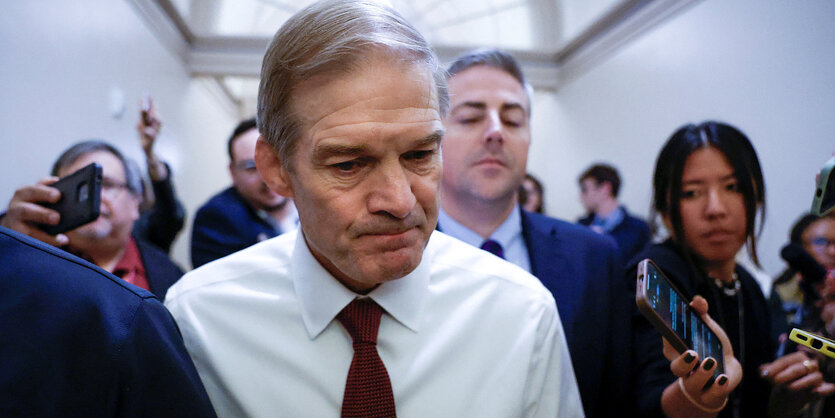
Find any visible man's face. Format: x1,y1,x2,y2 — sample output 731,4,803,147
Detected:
59,150,139,251
255,53,443,293
230,128,287,211
580,178,605,213
440,65,530,205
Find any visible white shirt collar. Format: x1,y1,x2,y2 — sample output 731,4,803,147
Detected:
292,230,430,339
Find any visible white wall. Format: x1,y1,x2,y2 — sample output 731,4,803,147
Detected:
3,0,833,282
0,0,238,269
527,0,835,284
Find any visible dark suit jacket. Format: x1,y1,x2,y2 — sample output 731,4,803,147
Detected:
0,226,215,417
520,210,632,418
191,187,279,268
135,237,184,300
579,206,651,265
133,163,186,253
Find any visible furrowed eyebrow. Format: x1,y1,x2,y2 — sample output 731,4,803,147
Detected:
415,130,444,148
312,143,368,163
311,130,444,163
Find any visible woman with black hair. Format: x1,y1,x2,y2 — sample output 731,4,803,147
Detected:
629,121,834,417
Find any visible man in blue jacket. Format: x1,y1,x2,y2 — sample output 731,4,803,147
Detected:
437,48,632,418
0,225,215,416
578,163,651,264
191,118,297,268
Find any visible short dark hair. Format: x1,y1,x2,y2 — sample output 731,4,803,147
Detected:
447,48,526,88
51,140,142,197
227,118,258,162
579,164,621,197
651,121,766,267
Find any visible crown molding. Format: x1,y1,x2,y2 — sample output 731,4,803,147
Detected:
131,0,703,94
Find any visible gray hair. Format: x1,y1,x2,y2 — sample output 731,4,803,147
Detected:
256,0,448,171
51,140,143,197
447,48,533,115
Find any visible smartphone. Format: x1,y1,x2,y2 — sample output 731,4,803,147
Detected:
636,259,725,377
811,156,835,216
789,328,835,359
40,163,102,235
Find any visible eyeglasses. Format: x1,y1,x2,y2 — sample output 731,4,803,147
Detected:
807,236,835,251
101,177,131,199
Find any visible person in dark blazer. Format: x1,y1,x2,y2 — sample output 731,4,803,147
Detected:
191,118,296,268
437,48,631,418
0,225,215,416
1,140,183,300
577,163,651,264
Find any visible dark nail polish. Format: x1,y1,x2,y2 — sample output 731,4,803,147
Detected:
684,352,695,363
718,376,728,386
702,375,716,391
703,358,716,371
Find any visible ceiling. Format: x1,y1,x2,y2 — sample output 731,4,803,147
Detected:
130,0,702,116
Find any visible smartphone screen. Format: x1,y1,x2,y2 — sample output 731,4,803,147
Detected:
638,259,724,377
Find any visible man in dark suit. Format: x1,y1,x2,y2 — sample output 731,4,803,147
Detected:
1,140,183,299
578,163,651,264
0,225,215,416
191,118,297,268
437,48,632,418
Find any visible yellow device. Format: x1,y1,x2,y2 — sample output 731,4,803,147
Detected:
789,328,835,359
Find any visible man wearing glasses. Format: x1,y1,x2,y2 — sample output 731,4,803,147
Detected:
191,118,298,268
1,140,184,299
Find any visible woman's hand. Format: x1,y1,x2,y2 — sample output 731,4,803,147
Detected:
661,296,743,418
760,351,835,418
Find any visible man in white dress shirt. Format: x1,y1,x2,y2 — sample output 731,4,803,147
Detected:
164,1,583,416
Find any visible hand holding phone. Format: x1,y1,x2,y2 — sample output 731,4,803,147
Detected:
1,178,65,246
40,163,102,235
1,164,100,245
636,259,725,378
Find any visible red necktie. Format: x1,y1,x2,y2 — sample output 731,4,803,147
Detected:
337,298,396,418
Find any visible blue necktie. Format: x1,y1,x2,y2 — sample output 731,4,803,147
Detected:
480,239,505,259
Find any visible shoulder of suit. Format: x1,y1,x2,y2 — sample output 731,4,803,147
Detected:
524,211,618,249
427,231,555,303
1,227,157,304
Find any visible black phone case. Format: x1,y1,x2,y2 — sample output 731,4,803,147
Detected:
636,258,725,376
41,163,102,235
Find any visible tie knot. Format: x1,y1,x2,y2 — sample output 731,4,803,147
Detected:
338,298,383,345
480,239,505,259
